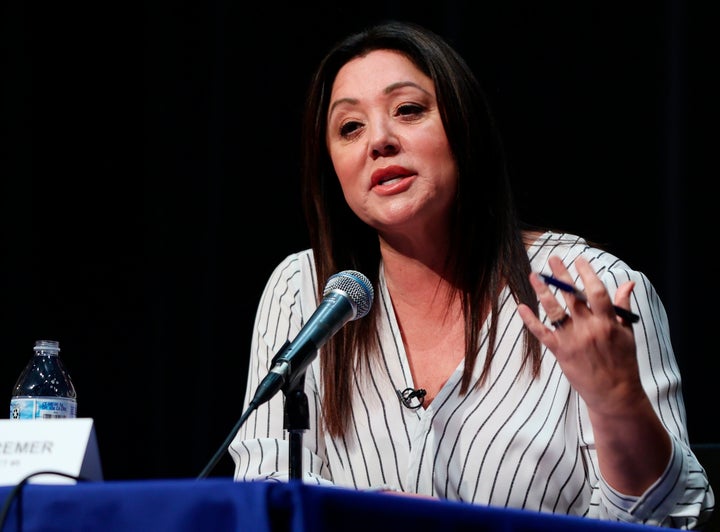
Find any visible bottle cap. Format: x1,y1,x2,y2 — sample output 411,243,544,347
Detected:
34,339,60,352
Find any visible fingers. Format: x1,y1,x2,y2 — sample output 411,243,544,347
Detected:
614,281,635,309
538,255,636,327
544,256,590,323
517,303,557,346
528,268,572,324
521,270,573,350
575,256,636,324
613,280,636,325
547,255,572,280
550,313,570,329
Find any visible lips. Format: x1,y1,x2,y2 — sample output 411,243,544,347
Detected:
370,165,413,188
377,176,404,186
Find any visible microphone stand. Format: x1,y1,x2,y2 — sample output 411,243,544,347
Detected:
282,371,309,481
196,341,309,481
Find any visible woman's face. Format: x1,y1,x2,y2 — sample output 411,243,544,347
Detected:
326,49,458,237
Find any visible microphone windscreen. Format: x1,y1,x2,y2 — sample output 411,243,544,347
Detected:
323,270,374,319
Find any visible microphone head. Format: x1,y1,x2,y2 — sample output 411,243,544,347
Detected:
323,270,374,319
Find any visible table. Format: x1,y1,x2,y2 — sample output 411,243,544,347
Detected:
0,478,669,531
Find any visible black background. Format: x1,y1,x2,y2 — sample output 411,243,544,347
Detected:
1,1,717,483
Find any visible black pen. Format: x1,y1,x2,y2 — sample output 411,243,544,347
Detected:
538,273,640,324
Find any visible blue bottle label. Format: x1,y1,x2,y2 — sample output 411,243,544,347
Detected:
9,397,77,419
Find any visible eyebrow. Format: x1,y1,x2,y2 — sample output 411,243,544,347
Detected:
328,81,433,117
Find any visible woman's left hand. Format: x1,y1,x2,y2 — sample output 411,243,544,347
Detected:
517,255,643,414
518,255,673,495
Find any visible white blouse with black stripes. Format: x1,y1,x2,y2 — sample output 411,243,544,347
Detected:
229,231,714,529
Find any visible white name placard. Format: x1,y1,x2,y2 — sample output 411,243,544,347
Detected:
0,418,102,485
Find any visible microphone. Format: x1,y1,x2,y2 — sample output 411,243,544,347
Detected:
249,270,374,408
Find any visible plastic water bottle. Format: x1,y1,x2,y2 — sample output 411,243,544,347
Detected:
9,339,77,419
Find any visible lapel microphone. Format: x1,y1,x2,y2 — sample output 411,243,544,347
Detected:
398,387,426,409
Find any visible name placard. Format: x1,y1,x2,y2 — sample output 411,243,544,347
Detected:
0,418,102,485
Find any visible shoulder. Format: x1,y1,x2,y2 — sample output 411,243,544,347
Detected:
528,231,638,282
262,249,318,298
269,249,316,278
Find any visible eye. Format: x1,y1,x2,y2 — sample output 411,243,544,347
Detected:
396,103,425,119
339,120,364,138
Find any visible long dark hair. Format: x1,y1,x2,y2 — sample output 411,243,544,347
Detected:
301,20,541,437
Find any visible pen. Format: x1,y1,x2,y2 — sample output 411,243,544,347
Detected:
538,273,640,324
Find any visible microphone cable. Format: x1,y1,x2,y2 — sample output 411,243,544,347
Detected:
0,471,86,530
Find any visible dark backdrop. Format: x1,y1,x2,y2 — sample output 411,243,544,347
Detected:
1,1,716,481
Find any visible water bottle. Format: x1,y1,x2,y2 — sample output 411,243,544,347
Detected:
9,339,77,419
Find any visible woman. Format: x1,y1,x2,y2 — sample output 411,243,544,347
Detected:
230,20,713,528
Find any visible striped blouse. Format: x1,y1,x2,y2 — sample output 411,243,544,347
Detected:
230,231,714,529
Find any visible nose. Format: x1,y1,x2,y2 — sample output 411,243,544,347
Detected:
368,120,399,159
371,143,399,158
